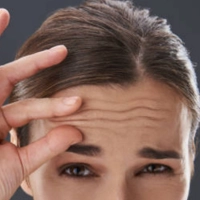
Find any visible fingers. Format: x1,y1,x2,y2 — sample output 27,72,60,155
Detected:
0,96,82,139
0,45,67,104
0,9,10,36
18,125,83,177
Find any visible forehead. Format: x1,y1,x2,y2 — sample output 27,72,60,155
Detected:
31,78,191,157
54,78,183,108
44,78,190,152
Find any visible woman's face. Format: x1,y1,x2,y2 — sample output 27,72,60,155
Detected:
23,78,192,200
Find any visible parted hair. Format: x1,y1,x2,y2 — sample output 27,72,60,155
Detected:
10,0,199,155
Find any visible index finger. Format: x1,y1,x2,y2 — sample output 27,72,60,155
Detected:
0,9,10,35
0,45,67,104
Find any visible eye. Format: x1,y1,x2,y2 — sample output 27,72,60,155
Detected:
59,163,96,178
140,164,172,175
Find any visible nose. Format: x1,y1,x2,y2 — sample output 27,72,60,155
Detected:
95,177,133,200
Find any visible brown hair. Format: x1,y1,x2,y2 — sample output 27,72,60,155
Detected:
10,0,199,154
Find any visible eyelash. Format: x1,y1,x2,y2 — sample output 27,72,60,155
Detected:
137,164,173,176
59,163,97,179
59,163,173,179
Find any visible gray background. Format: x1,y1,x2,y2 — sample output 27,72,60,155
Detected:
0,0,199,199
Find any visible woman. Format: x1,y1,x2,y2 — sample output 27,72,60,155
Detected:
0,0,199,199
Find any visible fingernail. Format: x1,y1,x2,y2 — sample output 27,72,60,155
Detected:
63,97,79,105
0,8,8,15
50,45,66,53
70,134,83,145
0,8,6,13
70,139,82,145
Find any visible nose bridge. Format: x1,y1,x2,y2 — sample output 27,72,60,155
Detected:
99,175,132,200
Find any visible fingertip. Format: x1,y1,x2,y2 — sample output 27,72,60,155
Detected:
62,96,82,108
62,125,83,144
49,44,67,53
75,96,82,108
72,96,83,113
0,8,10,34
49,45,68,64
48,125,83,151
0,8,10,18
49,45,67,56
69,127,83,145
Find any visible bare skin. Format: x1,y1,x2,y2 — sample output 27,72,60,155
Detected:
0,9,83,200
17,78,192,200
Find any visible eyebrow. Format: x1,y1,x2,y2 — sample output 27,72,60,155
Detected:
66,145,182,160
67,144,102,156
138,147,182,159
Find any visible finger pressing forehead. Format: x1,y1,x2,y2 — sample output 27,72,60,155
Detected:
0,96,81,139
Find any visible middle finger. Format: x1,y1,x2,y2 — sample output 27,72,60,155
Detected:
0,45,67,104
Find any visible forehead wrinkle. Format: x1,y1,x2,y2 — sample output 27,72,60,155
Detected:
79,96,172,112
50,106,168,124
49,119,164,133
48,108,168,132
48,89,185,138
49,99,174,131
69,89,181,120
51,97,171,123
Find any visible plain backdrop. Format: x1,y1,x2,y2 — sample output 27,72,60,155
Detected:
0,0,199,199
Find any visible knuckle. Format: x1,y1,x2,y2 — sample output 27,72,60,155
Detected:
29,50,49,70
18,148,31,177
23,97,55,119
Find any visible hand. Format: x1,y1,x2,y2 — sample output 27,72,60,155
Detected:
0,9,82,200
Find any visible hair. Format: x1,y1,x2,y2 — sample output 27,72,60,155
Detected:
10,0,199,156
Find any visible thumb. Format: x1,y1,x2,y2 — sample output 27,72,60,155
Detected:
18,125,82,178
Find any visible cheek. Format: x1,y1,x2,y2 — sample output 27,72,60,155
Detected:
133,175,190,200
29,165,98,200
